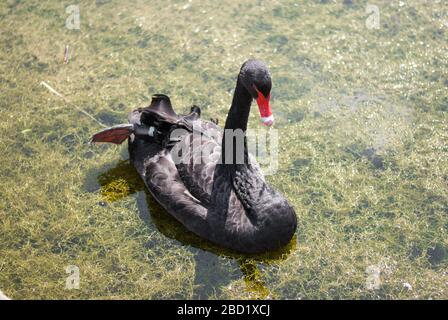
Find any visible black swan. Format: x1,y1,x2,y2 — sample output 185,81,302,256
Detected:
92,59,297,253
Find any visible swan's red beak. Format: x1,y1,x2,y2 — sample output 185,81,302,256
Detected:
254,87,274,126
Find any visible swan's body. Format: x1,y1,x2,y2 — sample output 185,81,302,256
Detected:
92,60,297,253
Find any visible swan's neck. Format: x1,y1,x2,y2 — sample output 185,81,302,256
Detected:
224,78,252,132
219,78,271,213
221,78,252,167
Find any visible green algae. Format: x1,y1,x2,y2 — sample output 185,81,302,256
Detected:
0,0,447,299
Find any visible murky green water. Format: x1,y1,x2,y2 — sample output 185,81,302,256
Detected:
0,0,447,299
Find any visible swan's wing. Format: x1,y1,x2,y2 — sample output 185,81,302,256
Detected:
172,131,221,206
171,120,266,207
143,148,259,251
197,119,223,143
140,94,179,126
143,150,211,235
165,118,222,205
181,105,201,122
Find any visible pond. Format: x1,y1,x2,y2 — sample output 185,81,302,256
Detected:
0,0,447,299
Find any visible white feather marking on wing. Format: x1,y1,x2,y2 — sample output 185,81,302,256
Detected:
183,190,201,204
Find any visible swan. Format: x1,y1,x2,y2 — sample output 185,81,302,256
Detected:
92,59,297,253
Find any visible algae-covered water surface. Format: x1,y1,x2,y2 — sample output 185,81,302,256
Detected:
0,0,447,299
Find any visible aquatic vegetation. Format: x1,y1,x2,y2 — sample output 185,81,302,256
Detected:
0,0,447,299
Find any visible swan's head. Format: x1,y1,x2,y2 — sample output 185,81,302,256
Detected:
239,59,274,126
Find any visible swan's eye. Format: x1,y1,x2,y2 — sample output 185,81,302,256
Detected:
253,86,274,127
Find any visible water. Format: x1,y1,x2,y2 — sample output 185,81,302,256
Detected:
0,0,447,299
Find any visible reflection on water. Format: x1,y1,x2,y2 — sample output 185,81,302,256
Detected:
97,159,145,201
97,159,296,299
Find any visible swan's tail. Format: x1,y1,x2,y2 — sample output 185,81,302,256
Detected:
90,94,202,146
